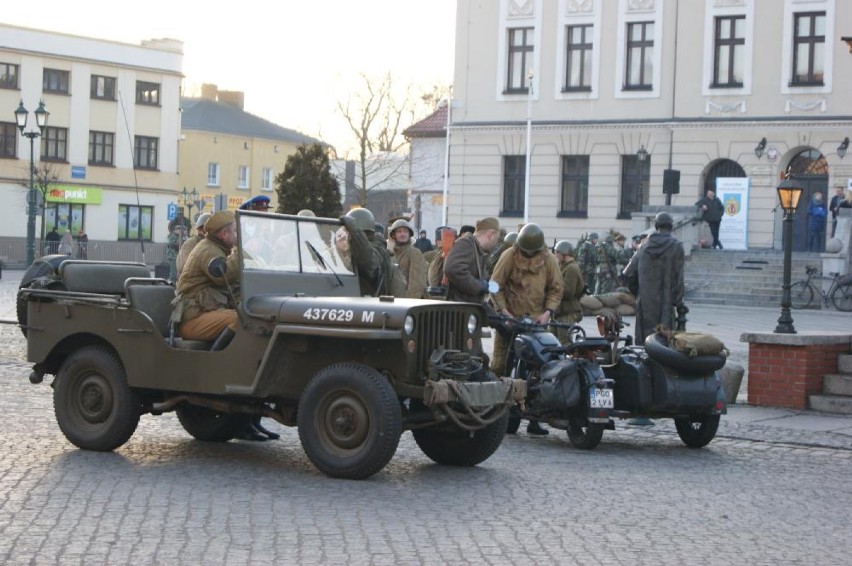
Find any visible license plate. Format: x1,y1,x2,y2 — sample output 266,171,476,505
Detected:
589,387,614,409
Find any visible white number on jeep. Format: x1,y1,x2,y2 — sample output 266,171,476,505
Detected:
302,308,354,322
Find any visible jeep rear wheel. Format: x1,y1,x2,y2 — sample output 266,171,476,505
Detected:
413,410,509,467
176,404,250,442
54,346,140,451
297,363,402,479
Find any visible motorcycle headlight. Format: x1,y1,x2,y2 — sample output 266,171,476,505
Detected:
404,315,415,335
467,314,478,334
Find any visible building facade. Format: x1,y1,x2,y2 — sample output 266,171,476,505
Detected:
0,24,183,264
448,0,852,250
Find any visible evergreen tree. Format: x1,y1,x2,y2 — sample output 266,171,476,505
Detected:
275,144,343,217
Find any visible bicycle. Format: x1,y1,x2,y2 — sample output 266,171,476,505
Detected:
790,265,852,311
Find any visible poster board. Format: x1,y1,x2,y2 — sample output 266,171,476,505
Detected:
716,177,749,250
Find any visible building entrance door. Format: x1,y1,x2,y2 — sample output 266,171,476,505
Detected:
786,150,828,252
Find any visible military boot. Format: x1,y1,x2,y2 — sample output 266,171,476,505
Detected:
526,420,549,436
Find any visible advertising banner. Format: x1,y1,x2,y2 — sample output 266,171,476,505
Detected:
716,177,749,250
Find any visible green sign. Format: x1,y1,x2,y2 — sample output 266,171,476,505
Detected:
46,186,103,204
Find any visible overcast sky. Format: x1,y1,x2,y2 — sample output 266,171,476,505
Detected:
4,0,457,155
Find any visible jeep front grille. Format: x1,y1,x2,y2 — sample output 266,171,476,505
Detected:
414,308,467,373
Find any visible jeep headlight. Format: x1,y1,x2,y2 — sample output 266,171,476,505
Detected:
404,315,415,335
467,314,478,334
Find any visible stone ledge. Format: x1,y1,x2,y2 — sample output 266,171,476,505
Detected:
740,332,852,347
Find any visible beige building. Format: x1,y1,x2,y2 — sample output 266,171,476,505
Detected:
0,23,183,264
179,84,321,216
447,0,852,251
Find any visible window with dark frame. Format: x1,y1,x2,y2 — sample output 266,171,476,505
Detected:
618,155,649,219
564,24,593,91
501,155,525,216
43,69,70,94
134,136,158,170
559,155,589,217
118,204,153,241
135,81,160,105
791,11,825,85
712,15,745,87
44,203,85,236
1,122,17,158
624,21,654,90
506,27,534,93
0,63,19,89
40,127,68,162
88,131,115,166
91,75,117,100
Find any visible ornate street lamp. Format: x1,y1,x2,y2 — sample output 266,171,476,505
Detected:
775,178,803,334
14,100,49,267
637,145,649,207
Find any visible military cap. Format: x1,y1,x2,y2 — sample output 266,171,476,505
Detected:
238,194,271,210
205,210,236,234
195,212,213,229
475,217,500,232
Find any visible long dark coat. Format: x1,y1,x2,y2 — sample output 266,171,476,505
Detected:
622,231,684,345
443,235,488,304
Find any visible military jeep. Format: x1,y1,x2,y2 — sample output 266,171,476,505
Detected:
19,211,522,479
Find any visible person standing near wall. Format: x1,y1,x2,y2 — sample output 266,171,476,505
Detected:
695,189,725,250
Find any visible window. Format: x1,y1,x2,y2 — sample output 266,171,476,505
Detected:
501,156,525,216
44,203,85,236
564,25,593,91
506,27,534,93
118,204,153,241
238,166,250,189
1,122,17,158
618,155,650,219
625,22,654,90
134,136,158,170
207,162,221,186
41,127,68,162
136,81,160,105
0,63,19,89
88,131,115,166
559,156,589,217
262,167,274,191
704,159,745,196
712,16,745,87
43,69,70,94
91,75,116,100
791,12,825,85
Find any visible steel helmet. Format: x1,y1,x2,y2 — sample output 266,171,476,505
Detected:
345,208,376,232
654,212,674,229
517,223,546,253
554,240,574,255
503,231,518,246
389,218,414,238
195,212,213,229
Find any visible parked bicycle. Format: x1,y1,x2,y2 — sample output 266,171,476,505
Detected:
790,266,852,311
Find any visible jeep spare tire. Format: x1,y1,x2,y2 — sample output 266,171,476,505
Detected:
297,362,402,480
17,254,69,336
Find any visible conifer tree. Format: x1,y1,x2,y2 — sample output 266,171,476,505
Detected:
275,144,342,217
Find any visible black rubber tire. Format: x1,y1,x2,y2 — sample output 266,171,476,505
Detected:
54,346,141,452
297,363,402,480
674,415,720,448
16,254,69,336
176,404,250,442
644,333,727,375
413,410,509,466
566,417,605,450
830,282,852,312
789,281,813,310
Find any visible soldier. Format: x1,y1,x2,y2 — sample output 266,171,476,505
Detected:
484,231,518,277
388,218,428,298
340,208,405,297
577,232,599,294
553,240,584,346
621,212,685,346
176,212,212,278
595,233,620,294
443,217,501,304
490,223,563,436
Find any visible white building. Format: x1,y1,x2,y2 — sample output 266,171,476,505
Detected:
446,0,852,251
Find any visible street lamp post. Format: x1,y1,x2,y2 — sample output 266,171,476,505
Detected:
775,178,803,334
179,187,202,246
523,67,534,223
14,100,49,267
637,145,649,210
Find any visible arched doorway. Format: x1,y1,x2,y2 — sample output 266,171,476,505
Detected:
787,149,828,252
703,159,746,196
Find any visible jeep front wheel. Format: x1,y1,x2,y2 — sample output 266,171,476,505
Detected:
297,363,402,479
176,404,250,442
54,346,141,451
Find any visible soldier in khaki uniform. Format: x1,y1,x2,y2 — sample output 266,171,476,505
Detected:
389,218,428,299
176,212,212,278
490,223,563,435
553,240,585,346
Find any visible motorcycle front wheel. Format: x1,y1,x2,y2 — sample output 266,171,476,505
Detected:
674,415,720,448
566,417,604,450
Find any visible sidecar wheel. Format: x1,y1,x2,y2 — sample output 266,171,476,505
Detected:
567,418,604,450
674,415,720,448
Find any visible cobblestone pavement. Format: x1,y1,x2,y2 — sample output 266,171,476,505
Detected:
2,271,852,564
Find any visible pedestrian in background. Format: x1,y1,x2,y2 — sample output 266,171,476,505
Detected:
807,191,827,252
829,186,845,238
45,226,60,255
696,189,725,249
58,230,74,256
76,228,88,259
413,230,434,253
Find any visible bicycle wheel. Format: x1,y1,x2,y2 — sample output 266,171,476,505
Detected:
789,281,813,309
830,282,852,312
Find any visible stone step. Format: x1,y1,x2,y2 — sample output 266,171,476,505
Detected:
840,354,852,374
809,394,852,415
824,374,852,396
